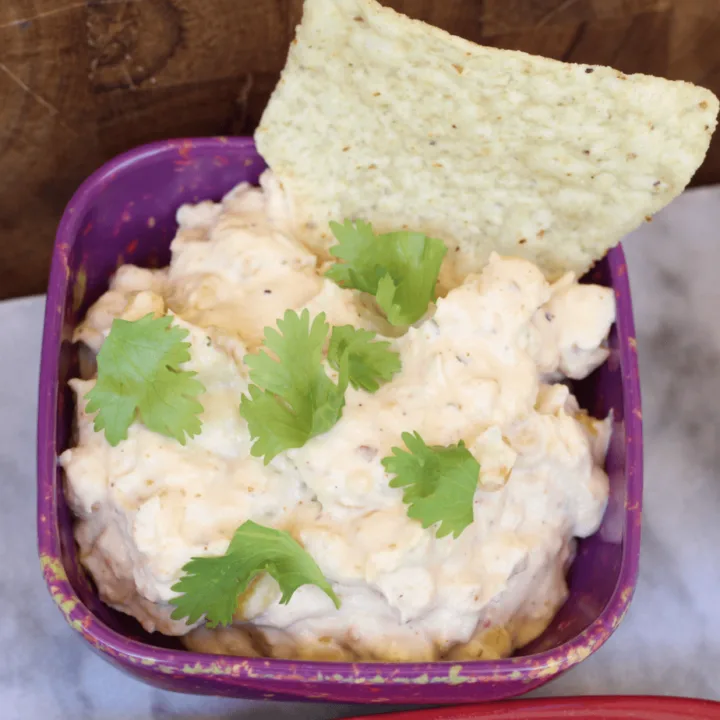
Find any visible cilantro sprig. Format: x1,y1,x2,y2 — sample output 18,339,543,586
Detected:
382,432,480,539
328,325,401,392
325,220,447,326
240,310,400,463
240,310,347,464
85,314,205,446
169,520,340,628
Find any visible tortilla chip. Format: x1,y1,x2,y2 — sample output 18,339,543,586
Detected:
256,0,718,282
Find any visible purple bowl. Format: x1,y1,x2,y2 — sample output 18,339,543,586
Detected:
37,137,643,704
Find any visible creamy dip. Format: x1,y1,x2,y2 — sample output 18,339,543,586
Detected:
61,171,615,662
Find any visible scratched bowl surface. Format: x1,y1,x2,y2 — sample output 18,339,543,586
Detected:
37,137,643,703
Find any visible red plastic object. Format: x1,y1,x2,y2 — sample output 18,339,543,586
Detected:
343,697,720,719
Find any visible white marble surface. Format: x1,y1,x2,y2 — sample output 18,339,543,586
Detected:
2,187,720,719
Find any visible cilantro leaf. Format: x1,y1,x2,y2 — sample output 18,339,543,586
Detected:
237,385,311,463
239,310,348,464
325,220,447,326
382,431,480,538
169,520,340,628
85,313,205,446
324,220,382,293
327,325,401,392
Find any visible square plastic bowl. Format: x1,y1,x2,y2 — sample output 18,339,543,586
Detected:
37,137,643,704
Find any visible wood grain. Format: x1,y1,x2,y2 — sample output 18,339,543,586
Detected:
1,0,719,299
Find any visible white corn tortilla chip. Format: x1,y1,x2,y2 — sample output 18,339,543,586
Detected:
256,0,718,282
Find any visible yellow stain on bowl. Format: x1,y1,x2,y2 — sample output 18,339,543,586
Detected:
40,553,68,582
72,267,88,312
568,645,593,665
182,662,229,676
40,554,86,632
54,593,78,616
161,650,591,686
446,665,469,685
612,604,630,629
528,641,596,680
169,658,513,686
530,656,563,680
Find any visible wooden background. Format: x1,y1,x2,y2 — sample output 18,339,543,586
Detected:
2,0,720,299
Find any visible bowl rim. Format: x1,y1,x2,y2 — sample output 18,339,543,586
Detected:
37,136,643,685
